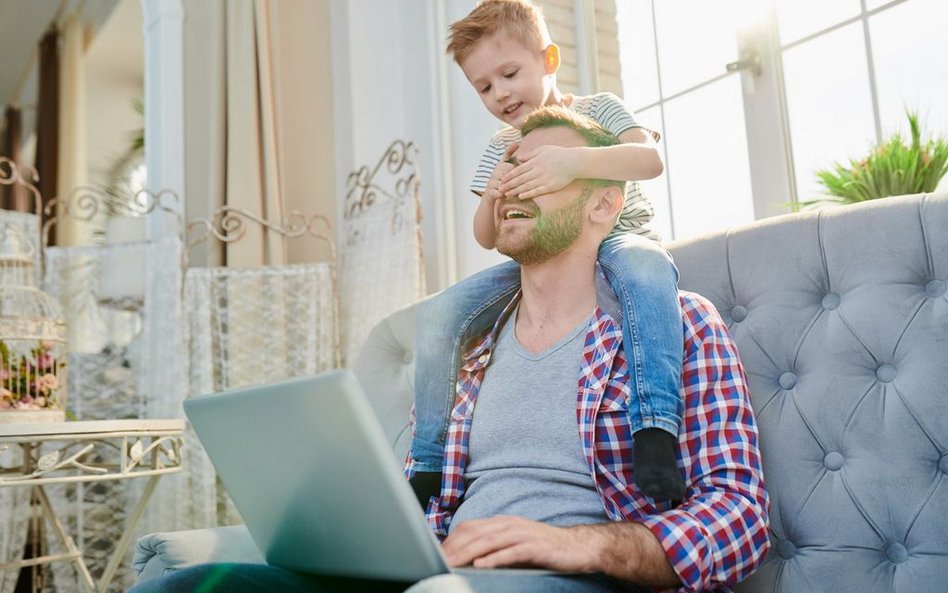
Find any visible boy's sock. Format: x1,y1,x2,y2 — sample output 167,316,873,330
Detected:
633,428,686,502
409,471,442,509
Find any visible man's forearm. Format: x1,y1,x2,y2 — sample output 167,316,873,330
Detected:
570,521,680,589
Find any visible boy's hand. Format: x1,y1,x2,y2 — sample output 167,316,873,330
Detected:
500,145,580,200
484,159,515,204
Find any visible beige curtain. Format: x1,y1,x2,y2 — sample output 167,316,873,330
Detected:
224,0,285,267
184,0,286,268
56,13,88,246
184,0,336,269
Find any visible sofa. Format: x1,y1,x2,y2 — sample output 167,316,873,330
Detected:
133,192,948,592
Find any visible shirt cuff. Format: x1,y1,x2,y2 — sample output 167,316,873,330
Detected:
639,510,715,593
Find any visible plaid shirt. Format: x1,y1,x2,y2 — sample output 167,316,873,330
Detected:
405,290,770,593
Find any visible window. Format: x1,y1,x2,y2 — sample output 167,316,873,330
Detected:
615,0,948,242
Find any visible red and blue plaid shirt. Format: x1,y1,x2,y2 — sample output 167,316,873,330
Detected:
405,290,770,592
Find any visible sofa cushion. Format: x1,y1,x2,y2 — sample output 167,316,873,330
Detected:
132,525,264,581
668,193,948,593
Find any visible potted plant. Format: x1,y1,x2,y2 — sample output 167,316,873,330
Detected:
798,110,948,209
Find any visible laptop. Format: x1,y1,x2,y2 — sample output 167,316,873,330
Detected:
184,369,557,583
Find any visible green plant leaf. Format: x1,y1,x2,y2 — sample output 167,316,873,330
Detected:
806,109,948,209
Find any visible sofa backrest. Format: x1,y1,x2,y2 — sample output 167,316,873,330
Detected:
670,193,947,593
353,192,948,592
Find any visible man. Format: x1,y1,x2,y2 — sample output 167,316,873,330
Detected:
406,107,769,593
130,107,768,593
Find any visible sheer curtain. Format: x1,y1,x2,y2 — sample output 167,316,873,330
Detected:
41,203,186,592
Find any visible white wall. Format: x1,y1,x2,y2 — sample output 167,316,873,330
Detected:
330,0,505,292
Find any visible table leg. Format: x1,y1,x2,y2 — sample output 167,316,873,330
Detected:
34,485,98,593
97,475,161,592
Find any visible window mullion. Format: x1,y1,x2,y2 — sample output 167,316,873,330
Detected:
737,0,798,215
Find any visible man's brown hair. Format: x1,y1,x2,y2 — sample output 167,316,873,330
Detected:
521,105,626,191
446,0,551,65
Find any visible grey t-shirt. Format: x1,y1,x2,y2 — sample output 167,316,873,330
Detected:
449,307,611,532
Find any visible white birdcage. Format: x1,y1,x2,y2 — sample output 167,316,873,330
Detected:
0,221,67,422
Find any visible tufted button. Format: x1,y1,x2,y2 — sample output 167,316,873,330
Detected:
821,293,841,310
778,372,797,390
402,351,414,365
940,455,948,474
730,305,747,322
477,354,489,364
885,543,908,564
876,364,897,383
823,451,844,471
776,540,797,559
926,279,946,298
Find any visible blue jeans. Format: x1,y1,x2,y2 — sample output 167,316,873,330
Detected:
126,563,644,593
411,234,683,472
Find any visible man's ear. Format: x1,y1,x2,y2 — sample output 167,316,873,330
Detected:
588,186,624,226
543,44,560,75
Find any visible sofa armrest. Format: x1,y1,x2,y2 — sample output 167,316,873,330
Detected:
132,525,265,583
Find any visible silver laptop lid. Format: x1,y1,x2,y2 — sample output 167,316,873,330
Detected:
184,370,449,582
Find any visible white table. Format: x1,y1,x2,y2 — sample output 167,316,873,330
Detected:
0,419,184,593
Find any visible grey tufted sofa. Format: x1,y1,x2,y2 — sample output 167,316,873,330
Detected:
133,192,948,592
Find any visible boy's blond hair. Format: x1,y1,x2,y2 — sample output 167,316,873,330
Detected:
446,0,552,65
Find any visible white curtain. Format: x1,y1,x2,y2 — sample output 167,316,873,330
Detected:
42,236,187,592
182,263,338,526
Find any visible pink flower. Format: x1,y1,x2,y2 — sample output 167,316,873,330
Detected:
30,374,59,395
0,368,9,380
0,399,11,410
36,353,55,370
34,396,47,408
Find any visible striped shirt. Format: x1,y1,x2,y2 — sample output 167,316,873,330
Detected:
470,92,660,242
405,290,770,592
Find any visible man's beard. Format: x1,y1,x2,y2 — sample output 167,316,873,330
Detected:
496,188,590,265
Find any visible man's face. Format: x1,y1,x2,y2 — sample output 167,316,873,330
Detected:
494,126,592,265
460,34,555,129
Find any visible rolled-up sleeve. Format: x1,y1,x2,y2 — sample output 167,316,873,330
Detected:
639,294,770,592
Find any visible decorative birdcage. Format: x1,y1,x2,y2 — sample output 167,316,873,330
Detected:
0,221,68,422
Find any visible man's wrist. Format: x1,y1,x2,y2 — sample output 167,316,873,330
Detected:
568,521,680,588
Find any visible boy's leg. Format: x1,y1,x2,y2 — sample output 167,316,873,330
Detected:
126,563,409,593
411,260,521,501
598,234,685,502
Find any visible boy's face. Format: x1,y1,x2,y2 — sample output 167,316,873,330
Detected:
460,33,556,129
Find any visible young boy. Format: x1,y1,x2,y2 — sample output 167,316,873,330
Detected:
410,0,686,507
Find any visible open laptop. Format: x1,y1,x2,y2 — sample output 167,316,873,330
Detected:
184,369,557,583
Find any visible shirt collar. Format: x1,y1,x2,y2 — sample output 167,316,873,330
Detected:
460,264,621,372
